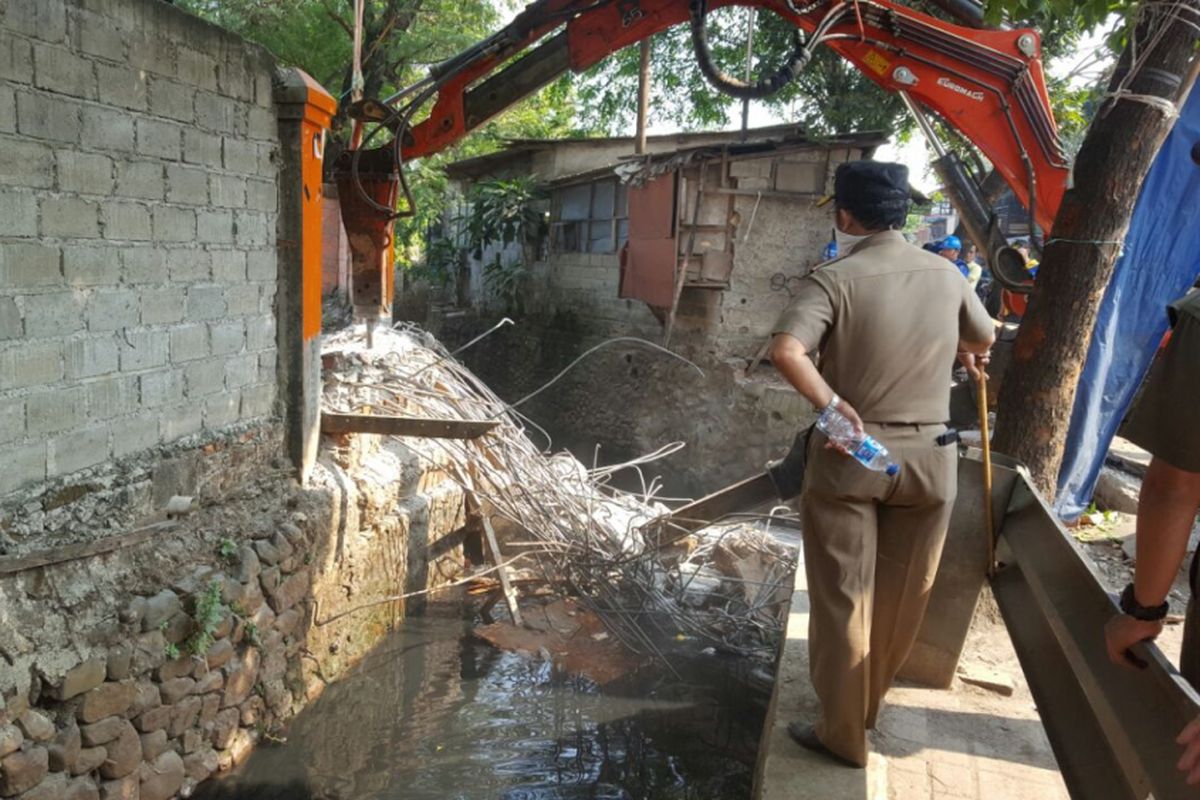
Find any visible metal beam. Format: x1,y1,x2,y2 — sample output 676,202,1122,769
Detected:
320,413,498,439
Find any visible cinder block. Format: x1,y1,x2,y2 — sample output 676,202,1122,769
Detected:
0,188,38,237
244,315,274,353
102,200,153,240
96,62,147,111
222,138,257,174
0,86,15,133
86,374,137,419
42,197,101,239
204,391,240,429
774,161,824,194
57,150,114,195
182,129,222,168
196,92,240,134
139,368,184,408
165,164,209,204
111,413,162,457
244,179,275,213
209,320,244,356
148,77,195,124
186,285,226,321
253,72,273,109
256,349,276,383
239,383,275,419
86,288,139,331
121,246,165,284
729,158,771,179
0,340,64,388
65,333,119,379
82,105,134,152
115,159,164,201
208,174,245,208
224,353,257,389
255,142,277,177
169,323,209,362
26,385,87,434
224,285,258,316
63,243,121,286
16,90,81,144
152,206,195,243
166,247,210,282
140,287,185,325
184,358,225,397
0,442,47,495
233,210,269,246
75,10,128,62
176,47,218,92
0,137,54,188
210,250,246,283
0,296,21,340
197,210,234,244
21,290,84,337
160,402,202,442
258,282,276,314
126,32,176,79
49,424,111,476
136,118,182,161
33,42,96,99
0,32,35,84
246,249,274,281
119,328,169,371
4,0,67,43
246,106,275,142
0,397,24,444
217,54,254,102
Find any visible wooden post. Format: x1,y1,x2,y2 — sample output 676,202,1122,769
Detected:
635,39,651,155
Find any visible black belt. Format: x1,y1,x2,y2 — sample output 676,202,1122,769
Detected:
864,422,959,447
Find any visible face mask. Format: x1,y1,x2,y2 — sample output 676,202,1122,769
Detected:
834,227,868,253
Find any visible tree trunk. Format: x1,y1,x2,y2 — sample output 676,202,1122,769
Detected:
992,5,1198,498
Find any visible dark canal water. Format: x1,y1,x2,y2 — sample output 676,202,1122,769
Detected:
195,602,767,800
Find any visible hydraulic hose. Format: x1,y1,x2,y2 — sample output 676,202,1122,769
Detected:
688,0,813,100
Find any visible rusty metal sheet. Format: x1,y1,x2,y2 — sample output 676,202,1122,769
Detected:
627,172,675,240
619,237,676,308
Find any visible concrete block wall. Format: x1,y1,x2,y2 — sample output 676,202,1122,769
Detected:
0,0,280,498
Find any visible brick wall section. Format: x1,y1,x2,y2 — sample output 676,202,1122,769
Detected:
0,0,280,497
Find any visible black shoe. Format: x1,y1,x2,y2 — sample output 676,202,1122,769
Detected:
786,721,862,769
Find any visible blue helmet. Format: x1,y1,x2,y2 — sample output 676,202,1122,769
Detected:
939,235,962,251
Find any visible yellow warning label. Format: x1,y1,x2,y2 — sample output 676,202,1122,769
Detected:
863,50,890,76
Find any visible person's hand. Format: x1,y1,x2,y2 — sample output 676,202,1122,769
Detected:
1104,612,1163,670
823,399,865,456
958,350,991,381
1178,716,1200,785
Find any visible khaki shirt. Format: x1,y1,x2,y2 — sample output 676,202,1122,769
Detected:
773,230,994,423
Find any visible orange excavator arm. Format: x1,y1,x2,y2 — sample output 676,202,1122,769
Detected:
338,0,1067,312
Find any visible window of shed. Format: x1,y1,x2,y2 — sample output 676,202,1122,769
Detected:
552,179,628,254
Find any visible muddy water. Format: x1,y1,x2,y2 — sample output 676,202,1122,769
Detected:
196,602,766,800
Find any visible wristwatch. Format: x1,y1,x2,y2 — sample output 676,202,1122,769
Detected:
1119,583,1169,622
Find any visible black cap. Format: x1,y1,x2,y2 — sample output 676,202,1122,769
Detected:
835,161,907,215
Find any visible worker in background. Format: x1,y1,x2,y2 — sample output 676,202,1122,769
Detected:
961,242,983,291
1102,289,1200,785
770,162,995,769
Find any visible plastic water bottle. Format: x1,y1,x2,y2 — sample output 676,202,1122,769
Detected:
822,237,838,261
817,405,900,476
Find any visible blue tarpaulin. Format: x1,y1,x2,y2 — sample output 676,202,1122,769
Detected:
1055,85,1200,520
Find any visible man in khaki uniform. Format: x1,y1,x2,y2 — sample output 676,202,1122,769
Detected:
769,161,995,768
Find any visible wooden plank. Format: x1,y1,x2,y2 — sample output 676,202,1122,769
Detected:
0,521,178,576
477,505,523,628
321,412,498,439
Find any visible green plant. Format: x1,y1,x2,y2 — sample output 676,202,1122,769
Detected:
184,580,227,657
217,538,238,561
163,642,180,660
482,255,529,314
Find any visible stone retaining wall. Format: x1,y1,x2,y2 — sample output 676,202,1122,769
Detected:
0,433,468,799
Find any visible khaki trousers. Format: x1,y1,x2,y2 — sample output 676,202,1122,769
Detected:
799,423,958,767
